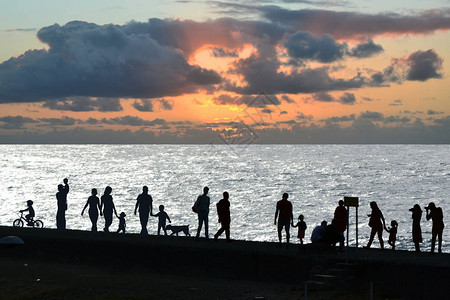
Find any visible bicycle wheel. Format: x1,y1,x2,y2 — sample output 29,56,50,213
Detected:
33,220,44,228
13,219,24,227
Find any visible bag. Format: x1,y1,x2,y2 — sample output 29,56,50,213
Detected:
192,205,198,213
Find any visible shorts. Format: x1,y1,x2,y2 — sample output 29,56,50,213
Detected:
278,219,290,231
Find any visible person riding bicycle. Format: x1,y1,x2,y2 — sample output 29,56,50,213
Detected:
20,200,35,225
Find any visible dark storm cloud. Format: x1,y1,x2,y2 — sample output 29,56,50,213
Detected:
296,112,313,120
212,93,281,107
0,21,221,103
312,92,356,104
227,54,366,94
261,108,273,114
159,99,174,110
0,116,38,129
133,99,154,112
348,40,383,58
262,7,450,39
427,110,444,115
210,47,239,57
281,95,295,103
280,111,288,115
42,97,123,112
359,111,384,121
383,115,411,124
284,32,347,63
40,116,78,126
101,116,167,127
405,49,443,81
321,114,356,123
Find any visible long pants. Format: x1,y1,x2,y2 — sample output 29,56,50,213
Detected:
214,221,230,240
139,210,149,235
196,212,209,238
56,210,66,230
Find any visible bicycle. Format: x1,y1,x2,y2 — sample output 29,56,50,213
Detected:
13,211,44,228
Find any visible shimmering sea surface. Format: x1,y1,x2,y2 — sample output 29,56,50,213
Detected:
0,144,448,252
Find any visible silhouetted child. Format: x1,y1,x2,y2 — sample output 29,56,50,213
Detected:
116,212,126,234
20,200,35,225
152,205,171,235
385,220,398,250
292,214,307,245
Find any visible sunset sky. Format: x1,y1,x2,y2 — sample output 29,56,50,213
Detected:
0,0,449,143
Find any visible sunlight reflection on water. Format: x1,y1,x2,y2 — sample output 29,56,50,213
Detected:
0,144,448,252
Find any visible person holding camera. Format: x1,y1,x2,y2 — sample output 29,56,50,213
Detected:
425,202,444,254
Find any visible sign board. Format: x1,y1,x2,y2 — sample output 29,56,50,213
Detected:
344,196,359,207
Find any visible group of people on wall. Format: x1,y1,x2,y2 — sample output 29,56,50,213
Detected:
19,178,445,253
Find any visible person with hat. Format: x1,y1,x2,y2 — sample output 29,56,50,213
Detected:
425,202,444,253
409,204,423,252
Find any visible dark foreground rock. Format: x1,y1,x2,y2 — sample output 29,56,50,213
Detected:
0,226,449,299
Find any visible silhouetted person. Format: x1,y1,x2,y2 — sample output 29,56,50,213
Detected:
100,186,117,232
425,202,444,253
334,200,348,250
322,219,342,247
385,220,398,250
134,186,153,235
311,220,327,244
116,212,126,234
274,193,293,247
152,205,171,235
81,188,101,232
292,214,306,245
56,178,69,230
409,204,423,252
20,200,35,225
194,187,210,239
214,191,231,242
366,201,386,249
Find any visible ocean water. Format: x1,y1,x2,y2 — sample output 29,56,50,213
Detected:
0,144,448,252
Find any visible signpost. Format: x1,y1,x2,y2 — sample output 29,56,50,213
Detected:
344,196,359,248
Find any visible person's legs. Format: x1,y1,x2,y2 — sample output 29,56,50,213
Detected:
139,211,149,235
204,215,209,239
431,229,437,253
437,230,443,253
196,214,204,238
377,229,384,249
366,229,376,248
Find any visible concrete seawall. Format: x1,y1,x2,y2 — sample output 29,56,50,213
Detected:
1,226,449,299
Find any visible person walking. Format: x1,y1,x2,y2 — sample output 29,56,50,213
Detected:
81,188,101,232
274,193,293,247
134,186,153,235
214,191,231,242
365,201,386,249
100,186,117,232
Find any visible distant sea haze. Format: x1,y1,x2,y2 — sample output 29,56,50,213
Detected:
0,144,448,252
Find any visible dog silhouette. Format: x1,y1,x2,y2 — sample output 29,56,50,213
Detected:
166,224,190,236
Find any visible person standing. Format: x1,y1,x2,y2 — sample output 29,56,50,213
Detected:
409,204,423,252
425,202,444,253
100,186,117,232
274,193,293,247
366,201,386,249
134,186,153,235
194,186,211,239
334,200,348,250
81,188,101,232
214,191,231,242
56,178,69,230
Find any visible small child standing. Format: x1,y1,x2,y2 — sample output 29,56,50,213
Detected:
116,212,126,234
385,220,398,250
152,205,171,235
20,200,35,225
292,214,307,245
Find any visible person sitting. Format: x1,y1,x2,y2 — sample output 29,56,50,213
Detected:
311,220,327,244
322,219,342,248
